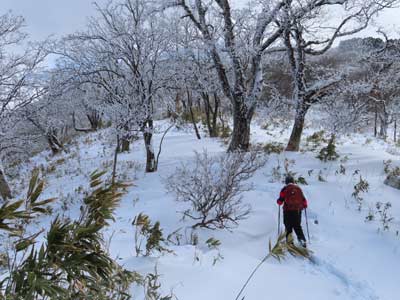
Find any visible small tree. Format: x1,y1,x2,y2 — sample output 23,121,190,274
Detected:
317,135,340,162
166,150,266,229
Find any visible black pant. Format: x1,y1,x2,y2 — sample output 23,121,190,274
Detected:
283,210,306,242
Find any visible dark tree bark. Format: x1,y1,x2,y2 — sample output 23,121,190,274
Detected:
87,110,102,130
203,92,220,138
143,119,156,173
27,118,63,154
374,103,378,137
284,25,308,152
228,102,252,151
282,19,341,151
189,105,201,140
73,111,102,133
186,90,201,140
286,107,308,152
0,166,12,201
46,128,63,155
112,135,120,184
120,137,130,152
175,0,285,152
378,103,389,141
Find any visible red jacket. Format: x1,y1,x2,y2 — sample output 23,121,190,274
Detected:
277,184,308,210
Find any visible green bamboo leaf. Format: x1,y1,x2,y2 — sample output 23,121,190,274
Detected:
32,198,56,207
27,169,40,199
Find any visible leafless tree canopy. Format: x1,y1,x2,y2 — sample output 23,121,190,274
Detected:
166,150,266,229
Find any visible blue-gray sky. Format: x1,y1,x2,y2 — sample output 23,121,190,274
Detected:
1,0,399,43
0,0,108,41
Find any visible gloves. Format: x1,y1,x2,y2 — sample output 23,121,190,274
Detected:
277,199,284,206
303,199,308,209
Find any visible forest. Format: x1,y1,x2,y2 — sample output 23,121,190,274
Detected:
0,1,399,299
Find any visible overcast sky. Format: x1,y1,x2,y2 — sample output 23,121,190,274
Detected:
1,0,400,43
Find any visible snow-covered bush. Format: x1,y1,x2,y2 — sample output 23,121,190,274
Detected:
166,151,266,230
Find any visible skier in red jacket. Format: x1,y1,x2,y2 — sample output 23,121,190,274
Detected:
277,175,308,247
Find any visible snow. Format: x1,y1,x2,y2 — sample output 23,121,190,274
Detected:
10,120,400,300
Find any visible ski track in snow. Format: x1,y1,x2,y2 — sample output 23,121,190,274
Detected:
309,256,379,300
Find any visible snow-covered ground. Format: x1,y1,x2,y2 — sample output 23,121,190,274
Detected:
12,121,400,300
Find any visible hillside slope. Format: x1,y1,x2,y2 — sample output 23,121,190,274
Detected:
13,123,400,300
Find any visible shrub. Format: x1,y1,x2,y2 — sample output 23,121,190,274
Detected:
166,150,266,229
317,135,339,162
206,237,224,265
218,125,232,139
352,176,369,210
132,213,169,257
263,142,285,154
268,159,307,185
383,160,400,177
376,202,394,232
0,170,140,300
306,130,327,150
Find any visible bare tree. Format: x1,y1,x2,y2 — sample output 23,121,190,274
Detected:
172,18,224,138
169,0,390,151
364,34,400,140
166,150,266,229
169,0,288,151
0,12,47,200
276,0,398,151
54,0,172,172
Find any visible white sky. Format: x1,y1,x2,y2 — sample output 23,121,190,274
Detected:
1,0,399,44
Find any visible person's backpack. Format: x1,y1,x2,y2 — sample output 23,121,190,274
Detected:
284,184,304,210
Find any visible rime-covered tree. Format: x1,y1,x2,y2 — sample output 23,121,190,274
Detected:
169,17,225,138
169,0,287,151
276,0,398,151
363,34,400,140
54,0,172,172
0,12,47,200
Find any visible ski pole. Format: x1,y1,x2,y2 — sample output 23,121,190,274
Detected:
305,208,310,242
278,205,281,237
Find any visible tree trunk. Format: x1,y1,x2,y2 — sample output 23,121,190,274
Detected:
0,165,12,201
143,119,156,173
203,92,220,138
187,90,201,140
286,103,308,152
189,104,201,140
203,93,213,137
87,110,102,131
374,103,378,137
211,95,219,137
394,118,397,143
112,135,120,185
120,137,130,152
228,101,251,151
379,108,388,140
47,130,63,155
73,111,101,133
